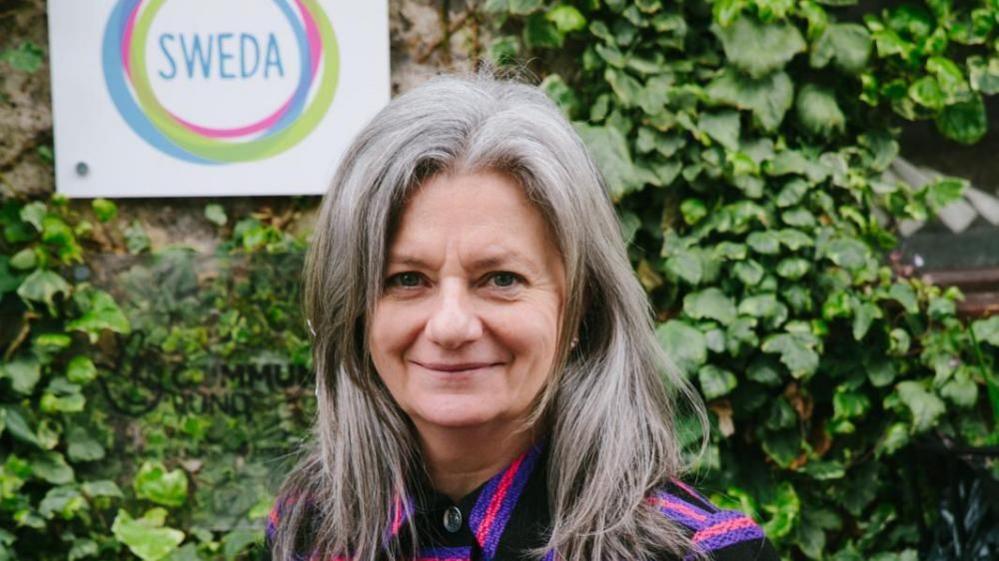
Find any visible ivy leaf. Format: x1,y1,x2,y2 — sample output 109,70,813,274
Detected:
762,332,820,379
82,480,123,499
1,357,41,395
66,356,98,384
796,84,845,137
811,23,872,74
67,426,106,462
822,237,870,270
776,258,810,280
16,269,71,315
604,68,643,107
2,42,45,73
712,16,806,78
967,56,999,95
111,509,185,561
706,68,794,131
697,111,741,151
664,248,703,285
935,94,987,145
0,406,40,447
574,123,642,200
31,451,75,485
523,13,562,49
66,289,131,343
886,283,918,314
747,231,780,254
92,199,118,223
853,302,881,341
896,381,946,432
546,5,586,33
133,461,189,507
698,365,738,400
684,288,737,325
925,177,967,210
971,316,999,346
656,320,707,375
203,204,227,227
39,486,86,520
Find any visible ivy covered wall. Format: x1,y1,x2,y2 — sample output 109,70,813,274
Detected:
1,1,998,561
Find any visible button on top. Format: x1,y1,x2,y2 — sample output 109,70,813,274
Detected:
443,505,462,533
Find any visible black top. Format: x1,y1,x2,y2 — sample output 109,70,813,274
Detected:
264,442,779,561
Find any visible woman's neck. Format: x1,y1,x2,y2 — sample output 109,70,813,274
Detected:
417,423,536,502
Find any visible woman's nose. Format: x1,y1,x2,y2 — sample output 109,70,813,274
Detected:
425,280,483,349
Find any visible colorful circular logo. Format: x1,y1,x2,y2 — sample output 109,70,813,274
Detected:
102,0,340,164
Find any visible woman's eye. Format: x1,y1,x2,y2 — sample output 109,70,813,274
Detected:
388,272,423,288
488,272,521,288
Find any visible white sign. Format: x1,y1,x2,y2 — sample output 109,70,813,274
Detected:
47,0,389,198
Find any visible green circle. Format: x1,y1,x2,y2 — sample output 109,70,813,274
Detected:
129,0,340,162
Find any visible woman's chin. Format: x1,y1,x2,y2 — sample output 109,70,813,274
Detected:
409,397,506,431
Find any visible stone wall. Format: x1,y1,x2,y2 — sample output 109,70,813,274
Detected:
0,0,489,250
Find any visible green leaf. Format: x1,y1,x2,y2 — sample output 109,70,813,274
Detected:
823,237,869,270
811,23,872,74
1,357,41,395
66,289,131,342
31,451,75,484
134,461,189,507
935,94,987,145
39,486,86,519
833,387,870,420
2,42,45,73
92,199,118,223
204,204,227,227
222,529,259,561
971,316,999,346
604,68,643,107
575,123,642,200
67,426,106,462
925,177,967,210
776,258,810,280
886,283,918,313
10,248,37,270
684,288,737,325
680,199,708,226
112,509,185,561
733,260,764,285
698,111,741,151
488,35,520,65
796,84,845,137
747,231,780,254
864,354,896,387
664,248,703,285
909,75,946,109
762,332,820,378
69,539,99,561
546,5,586,33
967,56,999,95
0,407,40,447
82,479,124,498
712,16,806,78
16,269,70,315
706,68,794,131
66,356,98,384
656,320,707,374
524,13,562,49
738,293,781,318
698,365,738,400
762,482,800,538
896,381,946,432
940,370,978,408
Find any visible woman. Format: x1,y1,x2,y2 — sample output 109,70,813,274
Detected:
267,73,778,561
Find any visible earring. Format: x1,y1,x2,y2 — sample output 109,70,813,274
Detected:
570,336,579,349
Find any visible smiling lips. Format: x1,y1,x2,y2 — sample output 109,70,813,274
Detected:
412,361,503,373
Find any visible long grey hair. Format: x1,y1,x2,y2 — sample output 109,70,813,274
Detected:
271,72,708,561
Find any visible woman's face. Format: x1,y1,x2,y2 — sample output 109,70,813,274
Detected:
370,170,566,434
